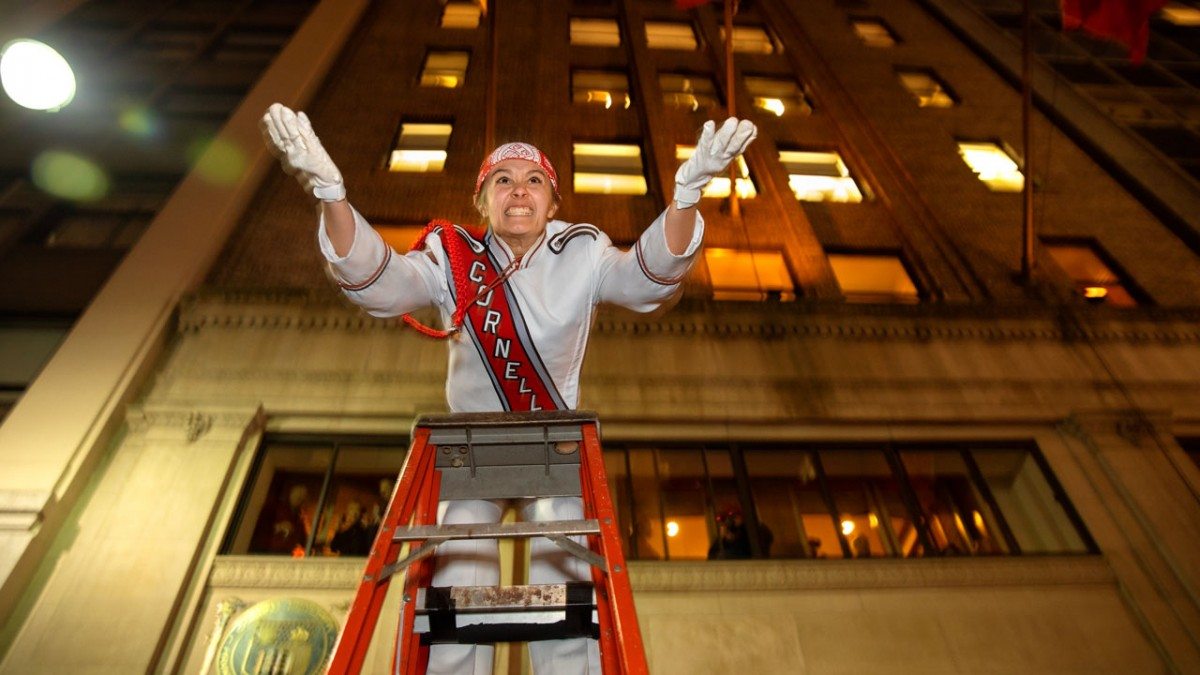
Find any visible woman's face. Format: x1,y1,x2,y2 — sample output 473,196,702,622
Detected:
483,159,558,249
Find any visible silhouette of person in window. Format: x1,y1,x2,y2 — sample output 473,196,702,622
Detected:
708,506,773,559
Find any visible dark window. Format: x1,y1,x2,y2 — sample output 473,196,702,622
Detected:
224,436,408,557
604,442,1095,561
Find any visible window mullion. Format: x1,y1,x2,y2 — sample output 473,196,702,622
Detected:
961,448,1022,554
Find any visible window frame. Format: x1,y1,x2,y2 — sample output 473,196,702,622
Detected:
825,247,923,304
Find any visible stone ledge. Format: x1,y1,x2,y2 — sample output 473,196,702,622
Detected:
207,555,1111,593
627,555,1112,592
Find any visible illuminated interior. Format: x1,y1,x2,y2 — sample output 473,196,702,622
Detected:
897,70,955,108
572,70,632,109
745,76,811,116
374,225,425,253
419,51,469,88
440,2,483,29
645,21,699,50
573,143,648,195
827,252,919,303
704,248,795,301
388,123,451,172
676,146,756,198
570,18,621,47
1162,3,1200,25
719,25,779,54
1043,241,1138,307
659,73,719,111
956,141,1024,192
778,150,864,202
852,18,898,47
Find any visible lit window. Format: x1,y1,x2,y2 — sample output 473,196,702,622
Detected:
1043,240,1139,307
419,51,469,88
223,436,407,557
719,25,779,54
573,143,648,194
896,69,955,108
676,146,756,199
645,21,699,50
375,225,426,252
705,248,794,301
389,123,452,172
827,252,919,303
745,76,811,116
851,18,898,47
659,73,720,111
441,2,483,28
571,18,621,46
957,141,1024,192
572,70,631,109
1161,3,1200,25
779,150,864,202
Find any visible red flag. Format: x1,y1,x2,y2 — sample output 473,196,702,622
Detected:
1060,0,1168,63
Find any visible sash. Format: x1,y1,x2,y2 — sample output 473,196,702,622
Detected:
445,229,565,412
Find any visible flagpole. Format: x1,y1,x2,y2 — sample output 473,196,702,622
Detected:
486,0,497,152
1020,0,1034,282
724,0,740,219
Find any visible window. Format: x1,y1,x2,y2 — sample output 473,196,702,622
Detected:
605,442,1094,561
704,248,795,301
745,76,811,116
851,18,898,47
1161,3,1200,25
645,21,698,50
44,211,152,249
388,123,452,172
0,323,70,423
896,69,956,108
827,251,920,303
676,146,755,199
224,436,408,557
375,224,426,253
441,2,482,28
659,73,720,111
1042,239,1140,307
719,25,779,54
572,143,648,194
572,70,631,109
778,150,864,202
420,51,469,88
570,18,621,46
957,141,1024,192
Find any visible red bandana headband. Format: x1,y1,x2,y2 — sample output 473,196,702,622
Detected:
474,142,559,196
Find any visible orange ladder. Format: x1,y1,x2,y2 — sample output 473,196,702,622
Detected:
326,411,648,674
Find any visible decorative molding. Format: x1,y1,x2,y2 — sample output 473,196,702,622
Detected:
626,556,1114,592
177,292,1200,345
0,489,50,531
1060,409,1175,449
209,556,364,590
126,406,261,435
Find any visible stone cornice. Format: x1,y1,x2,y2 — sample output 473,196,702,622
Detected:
178,290,1200,344
209,556,364,590
205,555,1111,593
627,555,1113,592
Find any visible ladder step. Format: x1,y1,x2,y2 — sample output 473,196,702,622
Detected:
393,519,600,542
413,583,599,644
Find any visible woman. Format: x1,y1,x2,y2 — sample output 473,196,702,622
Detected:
262,103,756,674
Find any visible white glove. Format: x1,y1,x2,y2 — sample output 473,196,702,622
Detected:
260,103,346,201
673,117,758,209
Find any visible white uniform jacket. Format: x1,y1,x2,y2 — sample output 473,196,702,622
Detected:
318,206,704,412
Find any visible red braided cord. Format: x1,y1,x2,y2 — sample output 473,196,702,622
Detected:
401,219,485,339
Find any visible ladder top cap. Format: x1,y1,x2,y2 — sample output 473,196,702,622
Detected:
415,410,599,428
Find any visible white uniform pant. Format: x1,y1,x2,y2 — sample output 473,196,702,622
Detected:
425,497,602,675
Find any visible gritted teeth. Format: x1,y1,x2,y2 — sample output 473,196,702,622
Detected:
505,206,534,216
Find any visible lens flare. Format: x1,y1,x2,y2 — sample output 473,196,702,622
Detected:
188,137,247,185
31,150,109,201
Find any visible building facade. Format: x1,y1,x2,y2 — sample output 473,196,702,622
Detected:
2,0,1199,673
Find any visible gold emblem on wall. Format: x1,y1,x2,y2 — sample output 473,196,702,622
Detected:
217,597,339,675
